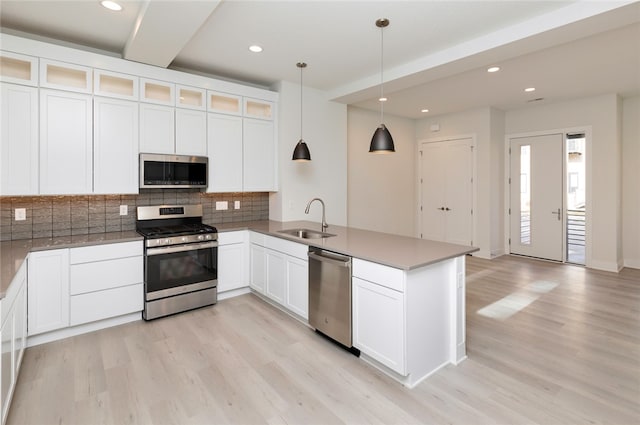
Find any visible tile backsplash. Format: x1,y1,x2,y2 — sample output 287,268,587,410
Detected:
0,190,269,241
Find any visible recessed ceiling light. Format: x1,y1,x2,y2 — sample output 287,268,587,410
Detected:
487,66,500,73
524,87,536,92
100,1,122,11
421,109,429,113
249,45,263,53
379,96,387,102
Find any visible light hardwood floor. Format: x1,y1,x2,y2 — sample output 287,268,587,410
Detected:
7,255,640,424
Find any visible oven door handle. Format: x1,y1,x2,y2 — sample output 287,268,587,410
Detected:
146,241,218,256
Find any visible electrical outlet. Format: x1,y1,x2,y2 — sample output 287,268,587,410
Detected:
234,201,240,209
15,208,26,221
119,205,128,216
216,201,228,210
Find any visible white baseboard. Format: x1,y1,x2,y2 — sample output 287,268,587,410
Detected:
27,312,141,347
589,259,623,272
217,286,251,300
623,259,640,270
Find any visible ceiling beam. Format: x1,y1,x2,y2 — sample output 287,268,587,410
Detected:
123,0,220,68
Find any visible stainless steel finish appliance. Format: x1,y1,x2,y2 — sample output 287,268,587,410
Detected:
139,153,208,189
136,204,217,320
308,248,353,347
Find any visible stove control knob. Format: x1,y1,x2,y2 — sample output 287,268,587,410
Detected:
181,236,188,243
197,235,204,241
164,239,170,245
205,234,212,240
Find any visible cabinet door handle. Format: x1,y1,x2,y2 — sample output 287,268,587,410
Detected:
437,207,445,211
552,208,561,220
445,207,451,211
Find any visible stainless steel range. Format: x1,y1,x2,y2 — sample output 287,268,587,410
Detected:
136,204,218,320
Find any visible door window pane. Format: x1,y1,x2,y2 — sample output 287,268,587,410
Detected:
520,145,530,245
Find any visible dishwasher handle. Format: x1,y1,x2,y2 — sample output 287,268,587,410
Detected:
308,250,351,267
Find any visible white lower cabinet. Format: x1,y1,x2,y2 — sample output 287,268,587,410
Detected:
249,243,266,294
266,249,286,304
217,231,248,293
27,248,70,336
352,276,405,374
284,255,308,319
69,241,143,326
27,241,143,340
249,232,308,319
1,260,27,425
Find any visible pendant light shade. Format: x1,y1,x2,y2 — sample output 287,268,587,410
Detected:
369,18,395,154
292,62,311,161
369,124,395,153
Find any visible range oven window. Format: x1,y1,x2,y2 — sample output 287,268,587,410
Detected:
146,246,217,294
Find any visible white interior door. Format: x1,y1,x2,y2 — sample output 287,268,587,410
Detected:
420,138,473,246
509,134,563,261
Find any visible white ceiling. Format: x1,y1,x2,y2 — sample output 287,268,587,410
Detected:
1,0,639,119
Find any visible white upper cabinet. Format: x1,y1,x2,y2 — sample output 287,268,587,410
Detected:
39,59,92,94
207,113,243,192
176,85,205,111
244,98,273,120
208,91,242,116
0,51,38,86
139,103,175,154
175,108,207,156
243,118,276,191
39,89,93,195
0,83,39,195
93,97,139,194
94,69,139,101
140,78,175,106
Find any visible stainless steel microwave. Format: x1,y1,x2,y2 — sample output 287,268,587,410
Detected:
139,153,208,189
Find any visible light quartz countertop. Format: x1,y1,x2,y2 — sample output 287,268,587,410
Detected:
0,231,142,299
1,220,478,300
215,220,478,271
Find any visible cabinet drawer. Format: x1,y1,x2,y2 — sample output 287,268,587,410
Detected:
218,230,246,245
70,241,142,264
70,283,143,326
265,235,308,260
353,258,404,292
70,256,142,295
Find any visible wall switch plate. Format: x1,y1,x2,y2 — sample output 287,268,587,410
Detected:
234,201,240,209
15,208,26,221
430,123,440,132
216,201,228,210
119,205,128,216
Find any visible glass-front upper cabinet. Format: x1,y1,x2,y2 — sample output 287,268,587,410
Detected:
140,78,175,106
244,97,273,120
0,51,38,86
207,90,242,116
94,69,139,101
176,85,206,111
39,59,92,94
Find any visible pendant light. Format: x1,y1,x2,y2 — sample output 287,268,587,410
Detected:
292,62,311,161
369,18,395,154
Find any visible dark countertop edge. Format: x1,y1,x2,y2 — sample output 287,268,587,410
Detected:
1,232,143,300
215,220,479,271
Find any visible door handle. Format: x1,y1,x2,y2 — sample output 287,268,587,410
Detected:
552,208,561,220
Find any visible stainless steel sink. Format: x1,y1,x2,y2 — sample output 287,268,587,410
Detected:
278,228,336,239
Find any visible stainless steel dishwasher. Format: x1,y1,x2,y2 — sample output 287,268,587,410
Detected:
308,247,354,348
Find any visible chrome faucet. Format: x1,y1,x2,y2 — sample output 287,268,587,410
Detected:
305,198,328,231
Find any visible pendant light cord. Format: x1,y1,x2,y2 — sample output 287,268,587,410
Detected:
380,23,384,124
300,64,303,140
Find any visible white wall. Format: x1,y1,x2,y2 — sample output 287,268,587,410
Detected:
347,107,416,237
622,96,640,269
415,107,505,259
505,93,622,271
270,81,348,226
